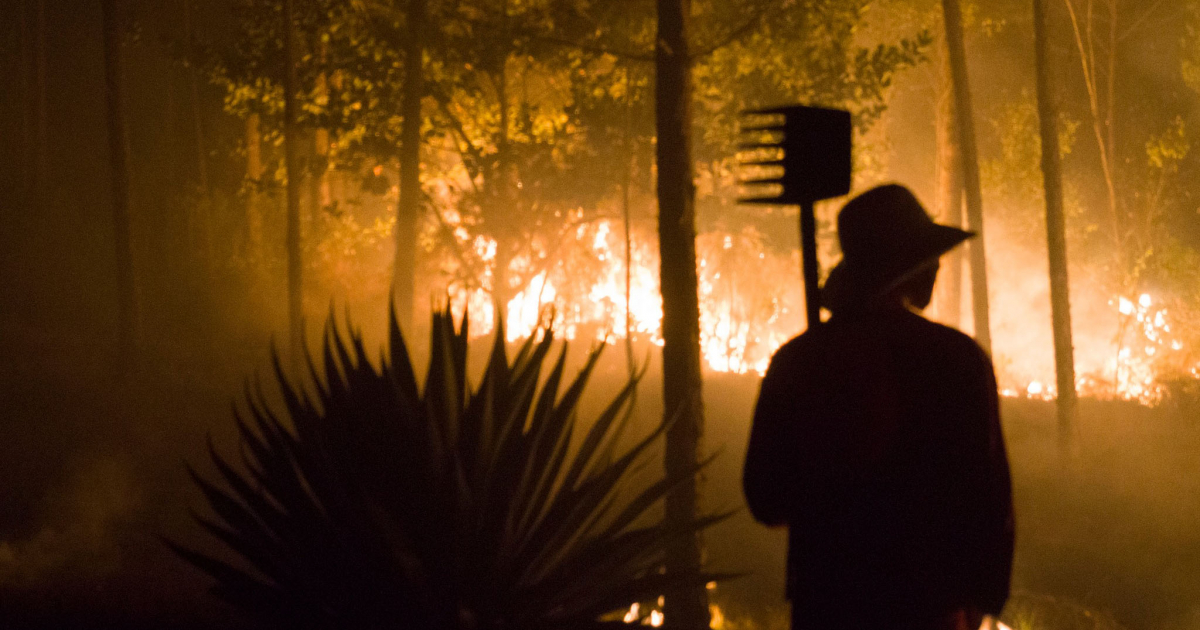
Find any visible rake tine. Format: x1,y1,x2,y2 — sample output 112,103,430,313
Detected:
738,177,785,186
738,195,787,205
741,105,798,116
738,159,786,168
739,123,786,133
737,142,784,151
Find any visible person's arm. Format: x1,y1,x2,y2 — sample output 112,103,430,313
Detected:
743,349,799,527
957,349,1015,616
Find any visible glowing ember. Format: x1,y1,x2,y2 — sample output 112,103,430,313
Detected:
620,600,725,629
1094,293,1189,404
624,603,640,624
708,604,725,630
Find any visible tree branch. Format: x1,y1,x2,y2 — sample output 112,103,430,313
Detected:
1118,0,1168,42
426,84,487,197
525,32,655,63
424,190,480,279
691,3,781,60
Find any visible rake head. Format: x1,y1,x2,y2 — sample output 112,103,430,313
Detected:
738,105,853,205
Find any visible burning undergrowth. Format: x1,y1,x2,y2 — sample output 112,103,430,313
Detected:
411,207,1200,407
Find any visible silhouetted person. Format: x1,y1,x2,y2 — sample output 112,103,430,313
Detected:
744,185,1014,630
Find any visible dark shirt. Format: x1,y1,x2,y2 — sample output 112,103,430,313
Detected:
743,308,1014,624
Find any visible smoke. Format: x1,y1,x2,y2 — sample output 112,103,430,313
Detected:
0,453,139,588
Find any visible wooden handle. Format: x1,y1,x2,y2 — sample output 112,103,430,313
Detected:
800,200,821,330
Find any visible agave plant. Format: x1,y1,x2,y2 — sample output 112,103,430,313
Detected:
170,308,728,630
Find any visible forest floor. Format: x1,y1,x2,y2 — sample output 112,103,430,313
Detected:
1,330,1198,630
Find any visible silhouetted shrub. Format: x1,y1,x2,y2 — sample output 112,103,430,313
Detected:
169,308,727,629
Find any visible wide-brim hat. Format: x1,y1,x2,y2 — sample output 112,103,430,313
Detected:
822,184,973,312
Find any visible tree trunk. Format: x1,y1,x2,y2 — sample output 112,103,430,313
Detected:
623,158,636,378
623,67,638,377
1062,0,1123,265
184,3,208,194
395,0,425,332
245,113,265,268
305,129,324,254
941,0,992,353
1034,0,1078,449
33,0,47,215
102,0,137,372
655,0,707,627
283,0,304,360
308,63,330,279
934,33,964,328
183,0,213,271
19,0,33,198
18,0,49,213
489,60,519,322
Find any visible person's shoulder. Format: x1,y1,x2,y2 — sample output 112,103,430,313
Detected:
905,313,992,369
773,325,828,356
765,328,823,373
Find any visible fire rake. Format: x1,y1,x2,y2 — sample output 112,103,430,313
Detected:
739,105,852,330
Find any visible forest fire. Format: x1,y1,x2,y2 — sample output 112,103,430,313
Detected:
7,0,1200,627
995,292,1194,404
619,596,724,629
441,214,1197,407
445,218,797,375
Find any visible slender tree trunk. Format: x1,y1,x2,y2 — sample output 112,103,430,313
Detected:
941,0,992,353
623,69,637,378
1034,0,1078,449
395,0,425,332
183,0,213,270
655,0,707,626
33,0,47,215
1105,0,1118,247
1063,0,1122,260
308,62,329,274
490,60,518,322
183,0,208,192
19,0,33,198
102,0,137,372
283,0,304,359
1064,0,1131,374
623,160,636,378
1106,0,1116,155
245,114,265,267
20,0,49,215
305,130,324,253
934,34,964,328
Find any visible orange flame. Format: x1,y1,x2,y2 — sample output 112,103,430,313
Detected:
437,214,1195,406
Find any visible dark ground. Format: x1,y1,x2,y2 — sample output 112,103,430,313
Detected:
1,327,1198,630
